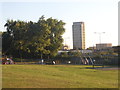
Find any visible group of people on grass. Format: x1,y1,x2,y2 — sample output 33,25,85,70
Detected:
2,56,15,65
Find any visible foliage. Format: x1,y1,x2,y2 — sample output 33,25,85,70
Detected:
2,16,65,59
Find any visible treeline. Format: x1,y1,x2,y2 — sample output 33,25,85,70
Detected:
2,16,65,59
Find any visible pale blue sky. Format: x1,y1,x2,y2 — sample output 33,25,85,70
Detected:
0,0,119,48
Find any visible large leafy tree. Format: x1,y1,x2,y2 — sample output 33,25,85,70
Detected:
46,17,65,57
3,20,29,59
2,16,65,59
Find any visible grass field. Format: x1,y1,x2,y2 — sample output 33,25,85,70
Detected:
2,65,119,88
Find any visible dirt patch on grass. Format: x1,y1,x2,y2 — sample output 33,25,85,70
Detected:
85,66,120,71
95,67,120,71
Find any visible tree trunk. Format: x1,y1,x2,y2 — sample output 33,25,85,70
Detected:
41,53,43,59
19,50,22,62
48,55,49,60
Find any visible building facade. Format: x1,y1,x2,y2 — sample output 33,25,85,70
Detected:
72,22,85,50
96,43,112,49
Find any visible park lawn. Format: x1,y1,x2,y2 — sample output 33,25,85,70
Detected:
2,65,118,88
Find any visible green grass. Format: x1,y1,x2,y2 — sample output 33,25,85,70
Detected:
2,65,118,88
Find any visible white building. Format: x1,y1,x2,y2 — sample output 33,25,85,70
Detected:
72,22,85,50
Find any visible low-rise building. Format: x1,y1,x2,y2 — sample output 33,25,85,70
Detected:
96,43,112,50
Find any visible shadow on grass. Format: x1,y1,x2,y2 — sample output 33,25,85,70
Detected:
85,65,119,70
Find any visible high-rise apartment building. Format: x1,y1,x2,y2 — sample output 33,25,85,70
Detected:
72,22,85,49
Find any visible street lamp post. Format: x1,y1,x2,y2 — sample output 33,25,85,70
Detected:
101,55,104,68
93,60,95,69
94,32,105,68
94,32,105,44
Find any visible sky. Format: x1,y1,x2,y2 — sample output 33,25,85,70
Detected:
0,0,119,49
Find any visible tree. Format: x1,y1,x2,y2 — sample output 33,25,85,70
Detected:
3,20,29,61
3,16,65,60
46,17,65,57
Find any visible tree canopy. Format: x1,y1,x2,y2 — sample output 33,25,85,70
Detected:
2,16,65,59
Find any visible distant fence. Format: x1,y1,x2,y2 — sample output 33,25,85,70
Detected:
12,56,118,66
